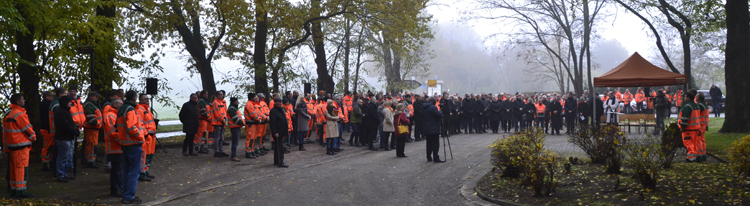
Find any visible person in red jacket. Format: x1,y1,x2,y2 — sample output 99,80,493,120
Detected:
117,91,146,204
3,94,36,198
393,103,411,158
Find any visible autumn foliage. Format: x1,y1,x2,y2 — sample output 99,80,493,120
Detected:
489,128,560,196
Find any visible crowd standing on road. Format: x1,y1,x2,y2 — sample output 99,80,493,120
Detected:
0,84,719,203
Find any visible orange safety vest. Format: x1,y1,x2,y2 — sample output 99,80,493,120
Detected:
228,104,245,128
103,106,122,154
697,101,709,131
675,91,683,107
259,100,270,122
3,104,36,150
70,98,85,129
284,104,294,131
635,92,645,103
622,92,633,104
243,101,264,124
136,104,156,135
678,104,701,131
315,102,327,124
305,99,317,117
210,99,227,126
83,101,103,129
406,104,414,118
333,101,347,122
535,103,546,114
117,102,145,146
343,95,353,112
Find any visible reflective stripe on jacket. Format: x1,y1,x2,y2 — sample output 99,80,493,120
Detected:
3,104,36,150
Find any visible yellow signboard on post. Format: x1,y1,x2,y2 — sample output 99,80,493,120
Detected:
428,80,437,87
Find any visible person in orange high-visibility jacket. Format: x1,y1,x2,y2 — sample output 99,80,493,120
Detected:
674,90,683,107
258,93,270,153
210,91,229,157
304,95,316,140
3,94,36,198
82,92,104,168
534,100,547,130
622,90,633,113
194,91,211,153
103,98,123,197
136,94,157,180
283,99,294,149
227,97,245,161
117,91,146,202
68,86,86,130
315,98,328,144
244,93,265,158
678,91,700,162
695,92,710,162
204,97,217,146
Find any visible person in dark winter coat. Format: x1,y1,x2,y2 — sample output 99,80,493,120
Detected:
709,84,722,117
594,94,605,127
549,97,564,135
474,96,487,133
363,97,381,150
577,97,589,126
421,97,444,163
294,96,311,151
654,91,669,134
523,99,536,130
511,96,525,132
179,93,200,155
269,98,289,167
501,96,512,133
489,98,503,133
461,96,474,134
412,96,425,141
564,94,578,134
54,96,80,182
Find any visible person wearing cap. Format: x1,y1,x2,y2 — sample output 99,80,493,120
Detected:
39,90,55,171
3,94,36,198
54,95,79,183
227,96,244,161
83,91,104,168
269,98,289,167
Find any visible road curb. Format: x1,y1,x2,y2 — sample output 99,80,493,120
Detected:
474,183,526,206
459,161,526,206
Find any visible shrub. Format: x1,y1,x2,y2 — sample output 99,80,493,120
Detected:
623,135,664,190
660,122,682,169
728,135,750,176
489,128,560,196
568,124,626,174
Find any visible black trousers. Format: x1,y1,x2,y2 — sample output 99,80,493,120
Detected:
396,136,406,157
512,116,521,132
551,116,562,134
183,132,196,153
474,115,483,132
501,119,511,132
425,134,440,161
463,117,474,133
535,117,548,132
490,119,500,132
414,119,423,139
566,115,576,133
108,154,122,194
272,135,285,165
442,116,451,137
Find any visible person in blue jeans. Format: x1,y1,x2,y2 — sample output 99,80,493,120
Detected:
122,146,143,203
118,90,146,204
53,95,79,183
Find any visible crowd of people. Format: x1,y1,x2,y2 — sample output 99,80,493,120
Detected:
0,84,716,203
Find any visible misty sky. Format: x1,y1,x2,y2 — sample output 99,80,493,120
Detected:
136,0,669,105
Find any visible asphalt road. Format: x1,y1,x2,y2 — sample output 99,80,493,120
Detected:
144,132,501,206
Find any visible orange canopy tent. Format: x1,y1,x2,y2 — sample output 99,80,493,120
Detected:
594,52,687,87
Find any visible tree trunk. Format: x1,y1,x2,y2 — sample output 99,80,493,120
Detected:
353,25,365,93
719,0,750,133
311,0,334,93
92,1,117,94
343,18,351,93
584,0,595,119
387,49,403,94
15,5,42,156
254,0,269,97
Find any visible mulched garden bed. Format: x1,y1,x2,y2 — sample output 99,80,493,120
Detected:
476,161,750,205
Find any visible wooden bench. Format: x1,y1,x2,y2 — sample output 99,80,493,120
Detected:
600,113,657,134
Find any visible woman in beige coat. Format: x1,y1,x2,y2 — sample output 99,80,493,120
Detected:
381,100,394,151
324,100,341,155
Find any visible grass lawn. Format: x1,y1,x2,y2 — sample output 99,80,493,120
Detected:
156,124,183,133
704,118,748,160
